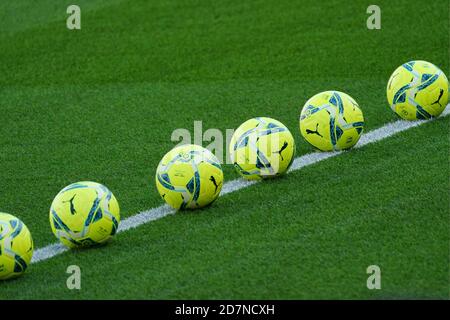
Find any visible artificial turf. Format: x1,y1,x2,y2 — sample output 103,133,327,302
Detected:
1,117,448,299
0,0,448,299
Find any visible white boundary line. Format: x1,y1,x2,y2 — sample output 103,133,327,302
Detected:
31,105,450,264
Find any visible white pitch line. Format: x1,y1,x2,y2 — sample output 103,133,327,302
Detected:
31,105,450,264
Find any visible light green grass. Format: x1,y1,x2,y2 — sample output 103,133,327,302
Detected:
0,0,448,299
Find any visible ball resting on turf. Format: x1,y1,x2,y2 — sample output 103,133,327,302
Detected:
0,213,34,280
300,91,365,151
387,60,449,120
156,144,224,210
229,117,296,180
49,181,120,249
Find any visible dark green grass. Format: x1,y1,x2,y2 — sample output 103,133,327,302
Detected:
1,117,448,299
0,0,448,298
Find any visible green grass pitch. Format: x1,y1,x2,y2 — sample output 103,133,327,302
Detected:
0,0,448,299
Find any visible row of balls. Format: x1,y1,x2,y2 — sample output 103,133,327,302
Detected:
1,60,448,280
156,60,448,209
154,92,361,210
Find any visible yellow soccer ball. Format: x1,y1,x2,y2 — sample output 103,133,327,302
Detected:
229,117,295,180
387,60,449,120
156,144,224,210
50,181,120,248
0,213,34,280
300,91,364,151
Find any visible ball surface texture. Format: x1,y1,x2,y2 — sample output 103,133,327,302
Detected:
50,181,120,248
387,60,448,120
0,213,34,280
229,117,295,180
156,144,224,210
300,91,364,151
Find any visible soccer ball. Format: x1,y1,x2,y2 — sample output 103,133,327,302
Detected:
387,60,449,120
156,144,224,210
0,213,34,280
299,91,364,151
229,117,295,180
50,181,120,248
